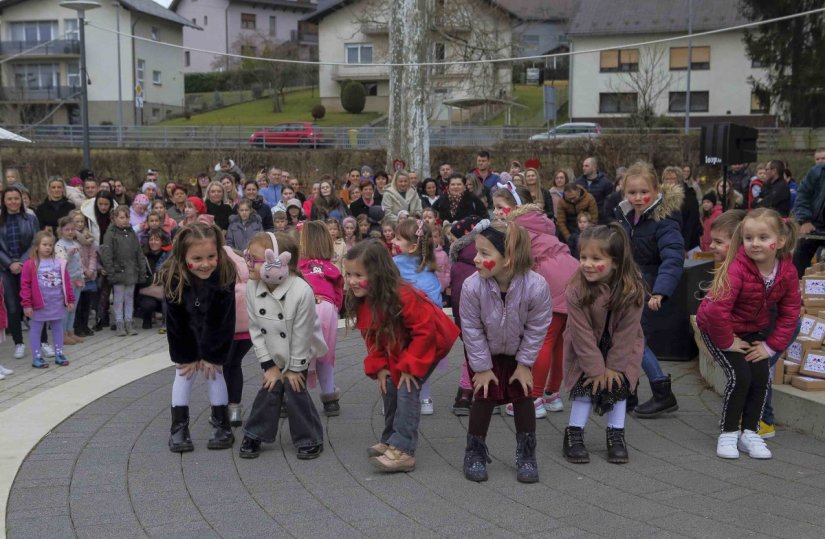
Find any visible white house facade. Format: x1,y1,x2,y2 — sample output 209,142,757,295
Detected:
306,0,514,122
568,0,774,127
171,0,318,74
0,0,196,125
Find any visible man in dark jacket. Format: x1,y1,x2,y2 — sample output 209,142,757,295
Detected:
576,157,613,224
792,163,825,276
753,160,791,217
727,163,751,196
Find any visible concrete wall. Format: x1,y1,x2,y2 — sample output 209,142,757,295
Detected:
175,0,228,72
132,17,186,114
569,31,771,123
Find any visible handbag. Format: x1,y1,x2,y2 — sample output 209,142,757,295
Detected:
82,279,98,293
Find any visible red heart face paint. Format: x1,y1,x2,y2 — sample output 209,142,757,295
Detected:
358,279,368,289
769,243,776,250
596,264,605,271
482,260,496,270
643,196,652,204
187,263,196,270
501,207,512,216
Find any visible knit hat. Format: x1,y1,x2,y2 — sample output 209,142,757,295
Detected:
342,216,357,229
132,194,150,208
69,176,82,187
499,171,513,184
367,204,385,224
141,182,158,194
187,196,206,215
702,191,717,205
450,215,484,238
360,165,373,176
286,198,302,210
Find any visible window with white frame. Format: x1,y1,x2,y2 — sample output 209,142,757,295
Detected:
151,26,159,41
136,59,145,86
67,63,80,87
12,63,59,89
345,44,373,64
152,70,161,85
10,21,58,43
64,19,79,41
241,13,256,30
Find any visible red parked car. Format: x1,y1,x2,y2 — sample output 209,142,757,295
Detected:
249,122,324,147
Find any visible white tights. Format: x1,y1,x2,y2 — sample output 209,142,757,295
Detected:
171,369,228,407
568,396,626,429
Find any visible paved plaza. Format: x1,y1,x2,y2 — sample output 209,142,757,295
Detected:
2,329,825,538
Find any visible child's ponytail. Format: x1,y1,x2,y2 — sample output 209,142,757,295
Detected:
395,218,437,272
502,220,533,275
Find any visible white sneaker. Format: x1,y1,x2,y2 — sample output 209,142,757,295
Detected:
504,398,548,419
41,343,55,358
716,431,740,459
14,344,25,359
738,429,772,459
420,398,434,416
543,392,564,412
0,365,13,376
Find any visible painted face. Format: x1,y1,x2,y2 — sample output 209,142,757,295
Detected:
473,235,506,280
48,181,64,200
624,176,657,213
185,239,219,280
114,211,130,228
343,222,356,237
395,175,410,192
326,221,340,240
343,258,369,298
244,183,258,200
320,182,332,197
382,226,394,242
238,205,252,221
579,241,613,282
38,236,55,258
208,185,225,204
59,223,76,240
3,190,22,213
96,197,111,214
148,235,163,252
393,235,415,254
709,230,733,263
742,217,784,266
448,178,465,197
492,197,514,219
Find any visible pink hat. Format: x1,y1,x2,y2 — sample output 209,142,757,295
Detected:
69,176,82,187
133,194,150,208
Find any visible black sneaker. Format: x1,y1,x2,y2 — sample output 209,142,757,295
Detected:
323,400,340,417
297,444,323,460
452,388,473,417
239,436,261,459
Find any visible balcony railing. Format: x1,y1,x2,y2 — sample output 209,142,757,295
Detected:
0,86,80,102
0,39,80,56
331,64,389,80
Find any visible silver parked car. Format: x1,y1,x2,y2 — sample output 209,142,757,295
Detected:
529,122,601,142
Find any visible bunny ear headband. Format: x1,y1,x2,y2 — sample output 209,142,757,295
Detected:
470,219,506,256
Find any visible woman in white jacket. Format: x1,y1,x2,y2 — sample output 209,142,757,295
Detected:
381,170,423,224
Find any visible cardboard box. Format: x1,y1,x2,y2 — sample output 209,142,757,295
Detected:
785,360,801,374
799,315,819,336
817,311,825,319
773,358,784,384
785,338,820,363
803,298,825,308
791,376,825,390
799,350,825,380
810,319,825,342
803,276,825,296
784,374,796,384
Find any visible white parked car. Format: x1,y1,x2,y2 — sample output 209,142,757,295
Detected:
529,122,601,142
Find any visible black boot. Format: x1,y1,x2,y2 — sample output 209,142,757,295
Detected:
463,433,491,482
634,376,679,418
207,405,235,450
515,432,539,483
626,391,638,413
169,406,194,453
239,436,261,459
142,317,153,330
452,387,473,417
606,427,629,464
321,391,341,417
562,426,589,463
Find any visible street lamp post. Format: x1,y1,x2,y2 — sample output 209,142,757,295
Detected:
60,1,101,170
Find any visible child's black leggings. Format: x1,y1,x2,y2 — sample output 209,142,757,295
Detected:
469,399,535,436
701,333,769,433
224,339,252,404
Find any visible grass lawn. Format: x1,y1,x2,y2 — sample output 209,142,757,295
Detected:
162,88,382,126
485,82,569,127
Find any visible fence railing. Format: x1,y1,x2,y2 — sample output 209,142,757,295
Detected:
3,124,824,153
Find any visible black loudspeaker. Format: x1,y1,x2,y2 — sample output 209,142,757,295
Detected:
647,259,714,361
700,123,758,166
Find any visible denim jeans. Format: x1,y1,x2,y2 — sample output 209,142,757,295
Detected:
243,377,323,448
381,378,422,455
641,344,668,383
763,318,802,425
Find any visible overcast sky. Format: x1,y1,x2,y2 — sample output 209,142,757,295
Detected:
154,0,172,8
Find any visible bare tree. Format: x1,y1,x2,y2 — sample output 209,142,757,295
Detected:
607,46,676,128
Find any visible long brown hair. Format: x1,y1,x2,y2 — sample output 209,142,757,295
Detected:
157,222,236,303
573,223,645,311
300,220,334,261
394,218,437,272
29,230,55,265
524,167,545,209
707,208,798,299
344,239,404,357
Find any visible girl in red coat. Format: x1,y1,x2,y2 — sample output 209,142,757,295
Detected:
344,239,459,473
697,208,800,460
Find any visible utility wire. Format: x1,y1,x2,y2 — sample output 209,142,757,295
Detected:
85,5,825,67
0,33,70,65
